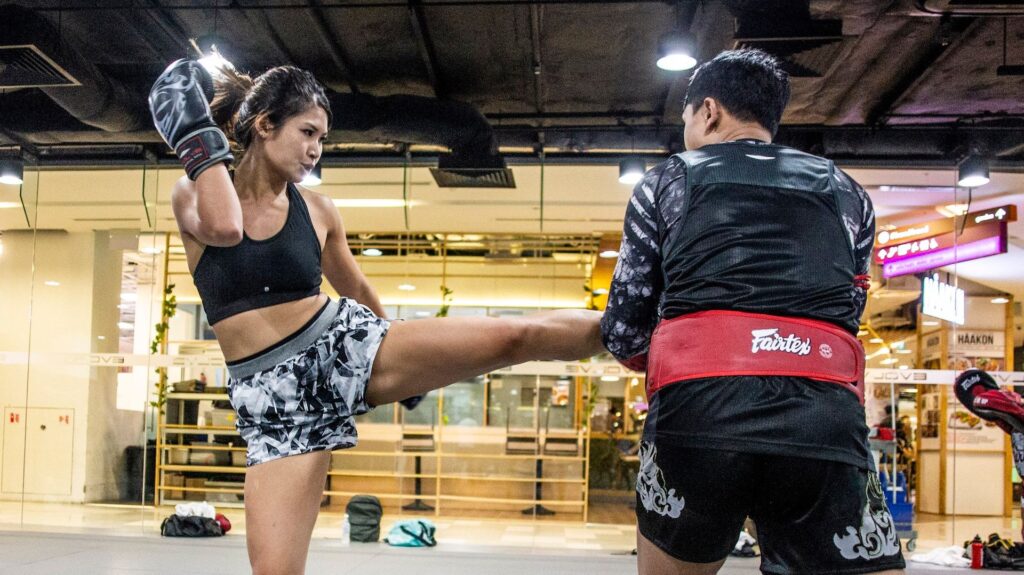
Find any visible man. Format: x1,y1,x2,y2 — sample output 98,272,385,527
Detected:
601,49,905,575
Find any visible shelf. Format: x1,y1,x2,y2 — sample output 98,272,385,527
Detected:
438,475,585,484
437,495,585,507
166,393,229,401
159,484,244,495
161,445,245,452
161,464,246,474
162,425,238,435
437,452,586,462
323,491,439,501
327,470,435,479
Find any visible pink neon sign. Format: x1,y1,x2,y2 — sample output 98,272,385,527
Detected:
882,235,1006,278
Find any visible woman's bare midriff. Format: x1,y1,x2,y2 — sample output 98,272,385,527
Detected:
211,293,330,362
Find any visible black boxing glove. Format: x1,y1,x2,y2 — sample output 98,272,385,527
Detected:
148,59,233,180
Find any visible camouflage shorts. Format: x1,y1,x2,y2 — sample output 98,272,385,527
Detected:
226,298,391,466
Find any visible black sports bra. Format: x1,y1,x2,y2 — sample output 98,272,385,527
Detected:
192,182,322,325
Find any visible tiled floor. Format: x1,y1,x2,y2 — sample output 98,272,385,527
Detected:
0,500,1021,573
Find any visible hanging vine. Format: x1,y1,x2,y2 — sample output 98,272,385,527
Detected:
149,283,177,413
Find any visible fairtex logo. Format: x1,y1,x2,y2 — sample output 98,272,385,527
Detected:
751,328,812,356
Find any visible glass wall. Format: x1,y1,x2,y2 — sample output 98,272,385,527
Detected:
1,163,1022,554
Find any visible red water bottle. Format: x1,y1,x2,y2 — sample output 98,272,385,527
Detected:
970,535,984,569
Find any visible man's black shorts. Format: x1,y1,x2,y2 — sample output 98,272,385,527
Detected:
636,442,906,575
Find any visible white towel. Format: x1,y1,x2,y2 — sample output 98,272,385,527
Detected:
909,546,969,568
175,501,217,519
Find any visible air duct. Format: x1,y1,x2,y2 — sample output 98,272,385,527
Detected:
0,5,149,133
328,93,514,188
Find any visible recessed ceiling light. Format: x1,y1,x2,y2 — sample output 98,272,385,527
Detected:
592,288,609,296
869,337,884,344
600,375,621,382
599,250,619,259
881,358,899,365
991,297,1010,304
44,280,59,287
362,248,383,257
922,320,940,326
398,283,416,291
333,199,412,208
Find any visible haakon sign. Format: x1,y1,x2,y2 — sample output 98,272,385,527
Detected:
921,273,965,325
876,205,1015,279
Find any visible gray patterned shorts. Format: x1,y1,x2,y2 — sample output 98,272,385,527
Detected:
226,298,391,466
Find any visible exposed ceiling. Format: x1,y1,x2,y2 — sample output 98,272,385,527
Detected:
0,0,1023,168
1,0,1023,348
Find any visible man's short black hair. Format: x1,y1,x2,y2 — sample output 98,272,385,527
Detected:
683,49,790,136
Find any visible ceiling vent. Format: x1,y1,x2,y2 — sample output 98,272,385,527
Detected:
430,154,516,188
917,0,1024,15
0,44,79,89
733,19,844,77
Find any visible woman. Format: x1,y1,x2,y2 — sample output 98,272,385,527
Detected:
148,59,604,574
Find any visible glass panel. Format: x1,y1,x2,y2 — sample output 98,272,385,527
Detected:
441,378,485,427
487,375,539,430
0,170,37,529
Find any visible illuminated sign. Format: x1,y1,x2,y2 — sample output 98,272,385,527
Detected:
875,221,1003,264
921,274,965,325
876,204,1016,246
883,234,1006,278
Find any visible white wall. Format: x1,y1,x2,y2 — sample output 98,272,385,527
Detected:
0,230,146,503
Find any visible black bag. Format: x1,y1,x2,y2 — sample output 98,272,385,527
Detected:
160,514,224,537
346,495,383,543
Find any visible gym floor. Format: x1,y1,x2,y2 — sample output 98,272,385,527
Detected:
0,500,1018,573
0,530,988,575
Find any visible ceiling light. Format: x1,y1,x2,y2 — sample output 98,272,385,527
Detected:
942,204,970,216
899,365,910,370
414,311,430,317
896,349,913,355
139,247,164,255
97,336,106,340
361,248,383,257
117,322,134,330
0,158,24,186
922,320,939,326
301,163,322,186
600,375,621,382
991,296,1010,304
333,199,411,208
881,358,899,365
44,280,59,287
592,288,609,296
0,201,20,208
869,337,884,344
599,250,620,259
195,38,233,77
656,31,697,71
957,154,990,187
398,283,416,291
618,158,645,185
